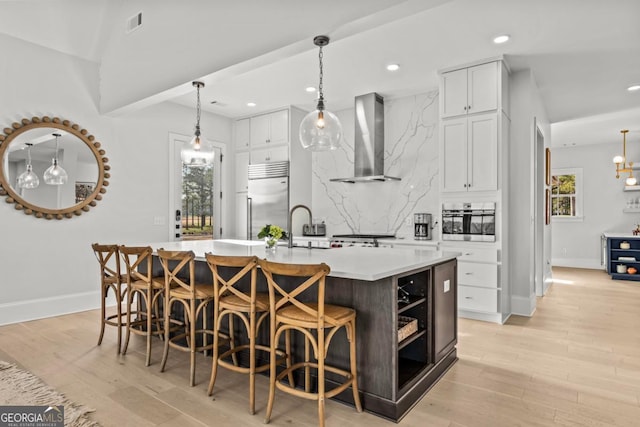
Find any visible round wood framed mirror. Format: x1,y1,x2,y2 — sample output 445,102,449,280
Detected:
0,116,109,220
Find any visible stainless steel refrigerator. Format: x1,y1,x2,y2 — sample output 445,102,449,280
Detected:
247,161,289,240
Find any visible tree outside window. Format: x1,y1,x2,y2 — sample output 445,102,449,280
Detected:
182,163,214,239
551,168,583,219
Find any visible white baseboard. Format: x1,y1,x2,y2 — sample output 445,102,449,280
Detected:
551,257,603,270
0,291,114,326
511,294,536,317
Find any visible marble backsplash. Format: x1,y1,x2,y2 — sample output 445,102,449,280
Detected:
312,90,440,239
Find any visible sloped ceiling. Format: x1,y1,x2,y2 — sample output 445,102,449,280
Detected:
1,0,639,147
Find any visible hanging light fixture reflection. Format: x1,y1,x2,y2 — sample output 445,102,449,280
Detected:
299,35,342,151
181,81,214,166
17,143,39,189
613,130,637,186
43,133,68,185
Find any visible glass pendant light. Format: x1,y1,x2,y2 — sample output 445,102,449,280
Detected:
299,35,342,151
43,133,68,185
181,81,215,166
17,143,39,189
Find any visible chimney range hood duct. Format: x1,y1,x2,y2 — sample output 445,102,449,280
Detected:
330,92,401,183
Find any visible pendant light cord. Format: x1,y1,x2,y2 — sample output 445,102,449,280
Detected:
195,84,202,137
53,134,60,163
318,45,324,105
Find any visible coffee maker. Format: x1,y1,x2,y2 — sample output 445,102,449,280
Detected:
414,213,432,240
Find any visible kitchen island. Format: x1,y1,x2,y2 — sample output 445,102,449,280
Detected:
141,239,459,421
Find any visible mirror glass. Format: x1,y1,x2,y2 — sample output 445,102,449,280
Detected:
2,128,99,210
0,117,108,219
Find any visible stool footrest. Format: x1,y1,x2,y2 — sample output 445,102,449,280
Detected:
274,361,355,400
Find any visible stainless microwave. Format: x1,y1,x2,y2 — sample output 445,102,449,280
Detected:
442,202,496,242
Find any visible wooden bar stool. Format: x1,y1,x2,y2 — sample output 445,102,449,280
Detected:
92,243,128,354
259,259,362,427
158,249,215,386
118,245,166,366
205,254,291,415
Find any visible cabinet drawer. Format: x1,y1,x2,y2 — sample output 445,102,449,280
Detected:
443,246,497,263
458,286,497,312
458,262,498,287
250,146,288,163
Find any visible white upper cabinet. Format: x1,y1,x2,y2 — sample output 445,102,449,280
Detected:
250,146,288,164
235,118,250,151
250,109,289,148
441,62,498,118
440,113,497,192
468,113,498,191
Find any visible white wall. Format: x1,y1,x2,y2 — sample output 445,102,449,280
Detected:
508,69,551,316
0,34,232,325
551,142,638,269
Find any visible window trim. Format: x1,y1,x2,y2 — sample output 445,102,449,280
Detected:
550,167,583,222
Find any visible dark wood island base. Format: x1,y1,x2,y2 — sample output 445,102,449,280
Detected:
147,242,458,422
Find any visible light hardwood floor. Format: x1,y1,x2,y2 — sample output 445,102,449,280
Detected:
1,267,640,426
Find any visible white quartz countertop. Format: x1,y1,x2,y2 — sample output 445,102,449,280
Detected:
379,237,439,248
602,232,640,238
139,239,459,281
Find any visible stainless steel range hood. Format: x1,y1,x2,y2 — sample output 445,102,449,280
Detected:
330,92,401,183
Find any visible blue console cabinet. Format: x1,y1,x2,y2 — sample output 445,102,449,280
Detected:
607,236,640,281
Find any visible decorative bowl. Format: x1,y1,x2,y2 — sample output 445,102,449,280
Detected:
628,267,637,274
620,241,631,250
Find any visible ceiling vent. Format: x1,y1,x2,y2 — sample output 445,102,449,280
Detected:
126,12,143,34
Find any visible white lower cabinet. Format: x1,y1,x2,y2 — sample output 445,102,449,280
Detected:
458,262,498,287
458,286,498,312
442,244,503,322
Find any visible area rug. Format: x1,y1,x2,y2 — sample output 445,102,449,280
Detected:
0,361,100,427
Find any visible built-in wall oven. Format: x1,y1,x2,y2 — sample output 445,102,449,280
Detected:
442,202,496,242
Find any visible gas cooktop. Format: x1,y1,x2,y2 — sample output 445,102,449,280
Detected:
330,234,396,248
331,234,396,239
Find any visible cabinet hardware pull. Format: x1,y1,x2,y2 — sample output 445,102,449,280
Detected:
464,184,467,188
464,252,472,255
464,296,473,299
463,106,467,110
465,272,473,275
468,105,471,110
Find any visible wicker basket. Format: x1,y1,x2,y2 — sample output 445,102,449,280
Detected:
398,315,418,342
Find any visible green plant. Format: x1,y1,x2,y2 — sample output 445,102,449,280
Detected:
257,224,287,240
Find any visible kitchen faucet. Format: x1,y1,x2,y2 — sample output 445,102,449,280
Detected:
288,204,313,248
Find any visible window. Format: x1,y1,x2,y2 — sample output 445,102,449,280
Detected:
551,168,583,220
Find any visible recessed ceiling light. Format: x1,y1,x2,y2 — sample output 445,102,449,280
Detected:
247,102,256,107
305,86,316,93
493,35,510,44
628,85,640,92
386,64,400,71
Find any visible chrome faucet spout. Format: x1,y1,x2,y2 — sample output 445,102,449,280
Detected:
288,204,313,248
